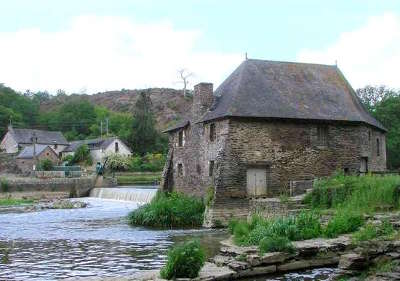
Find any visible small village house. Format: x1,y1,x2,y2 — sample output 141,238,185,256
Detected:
16,144,60,173
0,125,68,156
62,137,131,164
161,59,387,225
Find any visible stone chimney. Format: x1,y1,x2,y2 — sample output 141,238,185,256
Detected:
192,82,214,121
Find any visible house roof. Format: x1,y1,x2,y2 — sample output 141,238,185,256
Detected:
163,120,190,133
200,59,385,131
10,128,69,145
63,137,129,152
16,144,54,159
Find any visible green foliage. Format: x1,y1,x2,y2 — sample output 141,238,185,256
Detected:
116,172,161,185
72,144,92,166
127,191,205,228
0,178,9,193
62,155,74,165
106,153,130,172
356,86,400,169
231,211,322,246
129,153,166,172
307,174,400,213
0,198,34,206
259,236,295,254
160,240,205,279
37,159,54,171
352,223,379,242
323,211,364,238
205,186,215,207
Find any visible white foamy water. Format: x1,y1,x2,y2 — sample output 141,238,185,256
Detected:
90,187,157,204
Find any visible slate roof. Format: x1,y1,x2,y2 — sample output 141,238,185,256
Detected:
16,144,54,159
10,128,69,145
63,137,127,152
163,120,190,133
200,59,385,131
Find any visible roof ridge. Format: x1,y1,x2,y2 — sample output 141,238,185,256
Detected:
246,58,337,68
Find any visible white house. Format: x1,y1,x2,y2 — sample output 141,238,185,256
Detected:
0,125,68,156
62,137,131,164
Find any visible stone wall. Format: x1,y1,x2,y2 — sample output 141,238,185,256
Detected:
1,176,94,197
0,153,20,174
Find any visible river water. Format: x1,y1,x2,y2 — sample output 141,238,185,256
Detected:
0,187,336,280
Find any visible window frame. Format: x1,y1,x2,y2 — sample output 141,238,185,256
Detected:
376,138,380,156
178,130,184,147
317,125,329,147
209,160,215,177
177,163,183,177
209,123,216,142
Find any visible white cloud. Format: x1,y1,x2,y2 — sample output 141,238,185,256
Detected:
297,13,400,89
0,15,242,94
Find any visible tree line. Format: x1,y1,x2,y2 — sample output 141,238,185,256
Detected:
0,84,167,156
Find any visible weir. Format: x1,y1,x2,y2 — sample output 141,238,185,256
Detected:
90,187,157,204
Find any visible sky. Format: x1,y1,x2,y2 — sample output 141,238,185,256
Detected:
0,0,399,94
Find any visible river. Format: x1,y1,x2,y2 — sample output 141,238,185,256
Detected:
0,187,336,280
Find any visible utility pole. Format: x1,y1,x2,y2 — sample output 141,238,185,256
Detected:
106,118,109,136
31,132,38,170
100,121,103,139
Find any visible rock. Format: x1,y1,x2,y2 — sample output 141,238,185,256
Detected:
227,260,250,271
196,262,236,281
219,238,258,256
308,253,340,267
236,265,277,278
277,260,311,271
247,252,289,266
25,199,88,211
211,255,233,267
339,253,367,270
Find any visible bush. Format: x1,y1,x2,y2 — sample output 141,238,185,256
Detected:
129,153,166,172
205,186,215,207
259,236,295,254
127,191,205,228
62,155,74,165
323,211,364,238
106,153,130,171
160,240,205,279
73,144,92,166
352,220,394,242
0,178,9,193
37,159,53,171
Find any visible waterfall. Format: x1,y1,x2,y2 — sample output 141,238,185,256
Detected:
90,187,157,204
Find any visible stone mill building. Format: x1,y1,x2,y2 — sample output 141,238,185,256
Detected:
161,59,387,225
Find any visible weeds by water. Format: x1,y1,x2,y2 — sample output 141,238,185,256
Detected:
0,178,9,193
127,191,205,228
0,197,34,206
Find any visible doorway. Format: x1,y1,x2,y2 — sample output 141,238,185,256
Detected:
360,157,368,174
246,167,268,197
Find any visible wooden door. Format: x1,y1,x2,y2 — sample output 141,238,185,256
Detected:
360,157,368,174
247,168,267,197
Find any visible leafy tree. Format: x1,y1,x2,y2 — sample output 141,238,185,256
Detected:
38,159,54,171
106,153,130,171
356,85,400,169
72,144,93,166
130,91,159,155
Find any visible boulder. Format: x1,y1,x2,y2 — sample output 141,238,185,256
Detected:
339,253,367,270
277,260,311,272
247,252,289,266
236,265,277,278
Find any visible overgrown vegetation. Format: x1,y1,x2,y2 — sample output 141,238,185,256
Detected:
71,144,93,166
116,172,161,185
37,159,54,171
0,178,9,193
352,220,395,242
127,192,205,228
0,198,34,206
160,240,205,279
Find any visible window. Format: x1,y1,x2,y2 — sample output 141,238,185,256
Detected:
377,138,380,156
54,144,58,150
178,130,184,147
209,123,216,142
368,130,371,142
177,163,183,177
115,142,119,153
317,126,328,146
343,167,350,175
209,161,215,177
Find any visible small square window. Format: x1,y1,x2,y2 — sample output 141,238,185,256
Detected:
209,123,216,142
209,161,215,177
177,163,183,177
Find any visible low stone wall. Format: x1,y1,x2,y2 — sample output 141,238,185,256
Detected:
35,171,66,178
1,176,95,197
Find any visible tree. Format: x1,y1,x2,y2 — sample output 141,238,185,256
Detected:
177,68,193,97
72,144,93,166
130,91,158,156
356,86,400,169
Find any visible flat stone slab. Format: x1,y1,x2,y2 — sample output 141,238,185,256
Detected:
195,262,236,281
219,238,258,256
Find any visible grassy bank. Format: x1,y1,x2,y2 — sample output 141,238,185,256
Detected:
128,191,205,228
230,174,400,253
115,172,161,185
0,198,34,206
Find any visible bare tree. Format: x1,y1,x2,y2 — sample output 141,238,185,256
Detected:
177,68,193,97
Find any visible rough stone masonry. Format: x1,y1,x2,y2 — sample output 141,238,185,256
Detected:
161,59,387,226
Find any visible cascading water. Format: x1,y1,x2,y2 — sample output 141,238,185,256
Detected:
90,187,157,203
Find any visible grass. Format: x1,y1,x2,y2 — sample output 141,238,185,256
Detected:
259,236,295,254
127,191,205,228
352,220,394,242
323,210,364,238
0,178,9,193
0,198,34,206
160,240,205,279
116,172,161,185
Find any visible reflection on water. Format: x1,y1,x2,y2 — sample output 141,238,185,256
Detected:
0,192,227,280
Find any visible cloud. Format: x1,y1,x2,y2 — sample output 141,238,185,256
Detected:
297,13,400,89
0,15,242,94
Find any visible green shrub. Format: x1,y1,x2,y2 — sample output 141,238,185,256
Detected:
127,191,205,228
106,153,130,171
295,211,322,240
233,221,250,245
160,240,205,279
129,153,166,172
0,178,9,193
73,144,92,166
379,219,395,236
352,223,379,242
259,236,295,254
228,219,239,234
324,211,364,238
205,186,215,207
37,159,53,171
62,155,74,165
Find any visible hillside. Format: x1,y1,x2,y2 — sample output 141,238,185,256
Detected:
40,88,193,130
